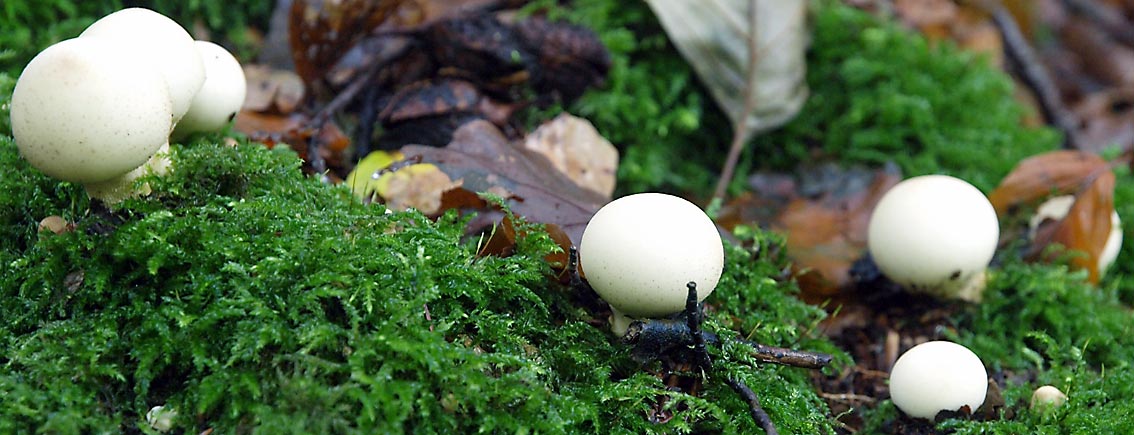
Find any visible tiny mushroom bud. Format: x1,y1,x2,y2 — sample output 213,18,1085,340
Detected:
38,216,72,235
1029,194,1122,275
889,340,988,420
172,40,248,139
81,7,205,124
1030,385,1068,411
11,36,173,201
145,405,177,432
867,175,999,301
580,193,724,335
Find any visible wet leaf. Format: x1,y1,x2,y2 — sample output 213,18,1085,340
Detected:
988,150,1109,215
401,120,607,249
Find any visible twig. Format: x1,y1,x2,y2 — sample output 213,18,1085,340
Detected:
985,1,1081,149
744,341,833,369
685,282,712,370
725,377,779,435
713,0,761,202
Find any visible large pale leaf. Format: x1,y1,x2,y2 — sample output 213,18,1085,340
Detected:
644,0,809,138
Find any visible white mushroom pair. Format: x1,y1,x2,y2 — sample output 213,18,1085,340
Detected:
10,8,246,204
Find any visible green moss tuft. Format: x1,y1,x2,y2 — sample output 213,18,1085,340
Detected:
0,138,839,433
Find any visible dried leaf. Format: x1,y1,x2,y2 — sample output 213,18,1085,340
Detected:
1049,171,1116,283
242,65,306,113
988,150,1109,215
401,120,607,248
643,0,808,138
522,113,619,198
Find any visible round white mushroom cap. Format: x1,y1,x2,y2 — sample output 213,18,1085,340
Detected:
81,7,204,123
1028,194,1122,275
11,36,173,184
1030,385,1068,411
580,193,724,319
867,175,999,299
889,340,988,420
172,40,248,139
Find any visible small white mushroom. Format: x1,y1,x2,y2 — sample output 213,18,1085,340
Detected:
867,175,999,301
11,37,173,190
1030,385,1068,411
172,40,248,139
580,193,724,335
81,7,204,124
889,340,988,420
1029,194,1122,276
145,405,177,432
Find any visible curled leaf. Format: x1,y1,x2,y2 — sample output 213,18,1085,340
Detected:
988,150,1108,215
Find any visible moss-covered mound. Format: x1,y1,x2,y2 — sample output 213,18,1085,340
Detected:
0,137,838,434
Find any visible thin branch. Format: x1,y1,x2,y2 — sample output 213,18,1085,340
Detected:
713,0,760,202
986,1,1081,149
743,340,833,369
725,377,779,435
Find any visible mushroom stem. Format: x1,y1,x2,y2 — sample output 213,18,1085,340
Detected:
84,143,172,205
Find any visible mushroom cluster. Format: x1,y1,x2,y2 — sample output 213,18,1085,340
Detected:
10,8,246,205
580,193,725,335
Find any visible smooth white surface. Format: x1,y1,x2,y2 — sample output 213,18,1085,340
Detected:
82,7,204,122
889,341,988,420
11,37,173,184
173,41,248,138
1029,194,1122,274
580,193,724,318
867,175,999,298
1030,385,1067,410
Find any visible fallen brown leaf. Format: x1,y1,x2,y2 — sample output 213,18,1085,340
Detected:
401,120,608,261
1046,171,1116,283
988,150,1109,215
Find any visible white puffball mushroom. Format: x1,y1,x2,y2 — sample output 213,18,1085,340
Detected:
1028,194,1122,275
145,405,177,432
11,37,173,186
1030,385,1068,411
580,193,724,335
889,340,988,420
81,7,204,123
867,175,999,301
172,40,248,139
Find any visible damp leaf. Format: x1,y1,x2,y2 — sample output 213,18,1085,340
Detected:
988,150,1109,215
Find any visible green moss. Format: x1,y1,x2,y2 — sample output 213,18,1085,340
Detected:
748,2,1061,192
545,0,1060,196
0,0,271,78
0,136,839,433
